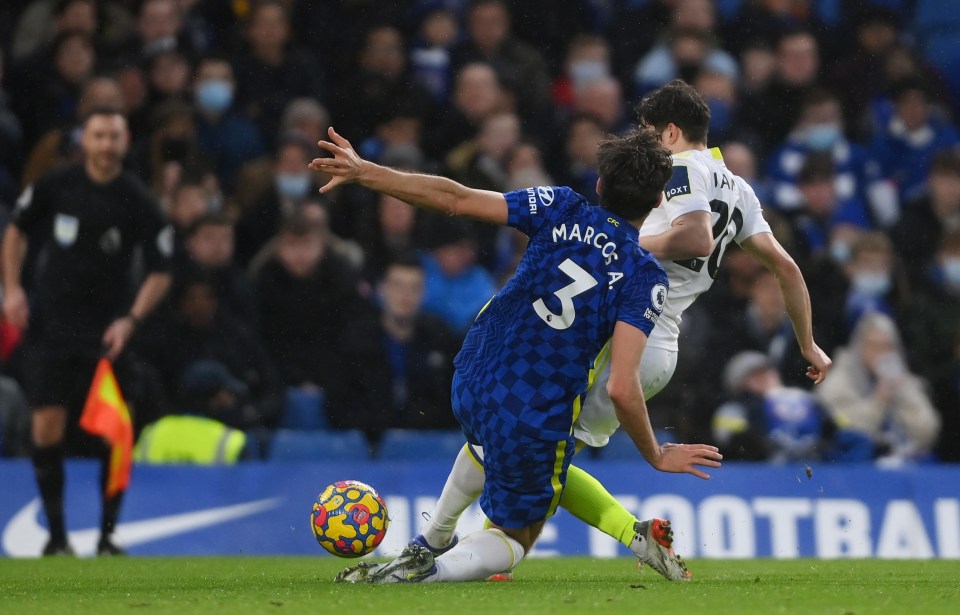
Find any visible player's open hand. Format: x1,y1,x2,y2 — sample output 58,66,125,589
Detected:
655,443,722,480
802,342,832,385
308,127,367,193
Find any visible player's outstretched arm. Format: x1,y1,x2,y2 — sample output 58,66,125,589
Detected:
607,321,722,479
741,232,832,384
309,127,507,225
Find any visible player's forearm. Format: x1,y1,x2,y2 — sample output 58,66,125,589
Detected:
1,225,26,291
359,164,469,217
128,272,172,320
610,389,661,467
774,259,816,352
639,212,712,260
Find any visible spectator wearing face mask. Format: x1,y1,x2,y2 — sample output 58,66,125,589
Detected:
551,34,613,114
841,231,909,335
765,88,897,227
192,55,265,192
634,26,738,98
816,312,940,465
234,133,318,267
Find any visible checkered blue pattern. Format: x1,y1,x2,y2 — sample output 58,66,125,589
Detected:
453,373,575,528
454,186,668,440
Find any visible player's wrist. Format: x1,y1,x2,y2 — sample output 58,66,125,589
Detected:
124,312,141,329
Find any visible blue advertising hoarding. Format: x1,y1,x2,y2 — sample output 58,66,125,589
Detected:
0,460,957,559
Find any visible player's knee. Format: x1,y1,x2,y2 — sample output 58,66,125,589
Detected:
498,522,541,554
32,408,67,447
490,527,528,568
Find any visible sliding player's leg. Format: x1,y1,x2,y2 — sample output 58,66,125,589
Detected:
411,347,682,575
347,410,574,584
414,443,485,553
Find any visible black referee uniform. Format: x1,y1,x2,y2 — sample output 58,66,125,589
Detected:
10,163,172,554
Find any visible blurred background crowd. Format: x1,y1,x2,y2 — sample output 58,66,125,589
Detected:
0,0,958,465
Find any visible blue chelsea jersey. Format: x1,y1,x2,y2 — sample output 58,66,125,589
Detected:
454,186,668,440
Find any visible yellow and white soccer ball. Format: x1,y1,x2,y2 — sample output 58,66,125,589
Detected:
311,480,389,557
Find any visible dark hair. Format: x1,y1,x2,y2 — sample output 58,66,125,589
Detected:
468,0,508,15
186,212,234,238
249,0,290,22
274,131,315,159
941,228,960,253
386,252,424,272
889,76,929,103
635,79,711,145
596,127,673,220
196,52,234,71
930,149,960,177
54,0,94,16
277,214,324,239
82,105,125,126
51,28,94,57
801,88,839,111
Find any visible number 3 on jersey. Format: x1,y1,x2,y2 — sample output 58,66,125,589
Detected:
534,259,598,330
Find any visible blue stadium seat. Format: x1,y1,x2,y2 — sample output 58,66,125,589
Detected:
268,429,370,461
915,0,960,33
377,429,466,461
716,0,744,21
279,387,328,430
920,32,960,104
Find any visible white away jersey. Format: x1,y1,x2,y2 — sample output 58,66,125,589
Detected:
640,148,771,350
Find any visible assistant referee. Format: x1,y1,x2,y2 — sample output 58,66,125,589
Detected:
1,108,172,556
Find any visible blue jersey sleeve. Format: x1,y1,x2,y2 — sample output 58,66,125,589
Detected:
616,260,669,337
504,186,584,237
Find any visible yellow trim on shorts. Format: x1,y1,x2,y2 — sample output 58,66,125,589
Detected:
546,438,569,518
575,340,611,424
475,298,494,320
465,443,484,469
491,528,518,568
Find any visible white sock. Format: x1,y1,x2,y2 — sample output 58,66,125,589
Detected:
432,529,525,582
421,444,485,549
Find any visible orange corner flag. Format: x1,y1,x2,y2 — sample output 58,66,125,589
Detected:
79,359,133,497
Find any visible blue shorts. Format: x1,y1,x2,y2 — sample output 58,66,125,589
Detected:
452,372,575,529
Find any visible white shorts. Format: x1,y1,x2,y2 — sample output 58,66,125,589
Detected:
573,345,678,447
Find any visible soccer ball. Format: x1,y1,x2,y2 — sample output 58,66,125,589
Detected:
311,480,389,558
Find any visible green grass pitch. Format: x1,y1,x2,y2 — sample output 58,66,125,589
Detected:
1,557,958,614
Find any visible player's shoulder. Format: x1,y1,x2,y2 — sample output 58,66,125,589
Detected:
623,241,668,281
118,171,160,207
506,185,590,222
37,164,83,188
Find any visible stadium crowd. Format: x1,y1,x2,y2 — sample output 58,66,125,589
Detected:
0,0,958,465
